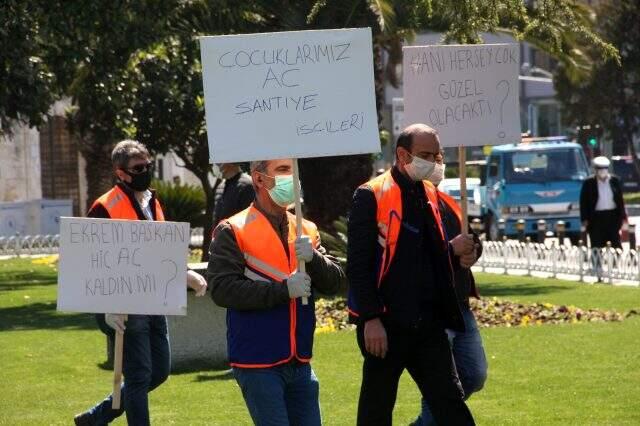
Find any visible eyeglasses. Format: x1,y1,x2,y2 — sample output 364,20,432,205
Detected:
126,161,154,174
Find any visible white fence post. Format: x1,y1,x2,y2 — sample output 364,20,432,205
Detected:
552,242,557,278
636,246,640,285
14,232,21,258
606,242,613,285
502,237,508,275
578,240,584,282
525,237,531,276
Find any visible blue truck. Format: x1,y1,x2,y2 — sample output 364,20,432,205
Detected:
482,137,590,242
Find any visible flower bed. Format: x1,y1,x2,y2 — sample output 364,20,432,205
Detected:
314,297,635,333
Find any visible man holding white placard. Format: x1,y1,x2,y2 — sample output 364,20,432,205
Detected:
412,161,487,426
207,158,345,426
348,124,475,425
74,140,207,426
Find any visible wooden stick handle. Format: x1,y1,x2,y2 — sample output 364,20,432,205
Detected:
111,314,127,409
292,159,308,305
458,145,468,234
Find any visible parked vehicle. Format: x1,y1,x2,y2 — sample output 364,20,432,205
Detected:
439,177,483,219
440,160,487,221
611,155,640,194
483,137,590,242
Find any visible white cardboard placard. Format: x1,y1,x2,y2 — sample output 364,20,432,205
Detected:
403,44,521,147
200,28,380,162
57,217,189,315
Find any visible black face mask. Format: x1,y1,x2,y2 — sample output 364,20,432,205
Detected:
123,169,152,192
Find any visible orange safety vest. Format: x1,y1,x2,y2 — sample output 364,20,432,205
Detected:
225,204,320,368
348,170,450,318
91,185,164,221
437,191,463,225
369,170,447,286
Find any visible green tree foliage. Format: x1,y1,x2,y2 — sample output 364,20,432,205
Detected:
152,179,206,228
2,1,620,251
120,2,261,259
555,0,640,176
0,1,56,133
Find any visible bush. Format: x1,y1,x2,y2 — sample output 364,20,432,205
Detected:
318,216,347,266
319,217,349,296
623,192,640,205
152,179,206,228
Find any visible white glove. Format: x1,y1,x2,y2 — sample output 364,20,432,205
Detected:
286,272,311,299
295,236,314,263
187,270,208,297
105,313,126,334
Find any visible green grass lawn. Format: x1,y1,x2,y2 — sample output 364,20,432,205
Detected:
1,258,639,425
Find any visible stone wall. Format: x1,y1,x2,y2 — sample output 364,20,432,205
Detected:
0,125,42,202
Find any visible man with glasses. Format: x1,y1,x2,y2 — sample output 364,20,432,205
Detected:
348,124,476,425
74,140,208,426
412,152,487,426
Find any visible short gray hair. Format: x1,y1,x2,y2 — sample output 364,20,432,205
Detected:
250,161,269,174
111,140,150,169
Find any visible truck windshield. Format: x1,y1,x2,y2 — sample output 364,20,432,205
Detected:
504,148,588,183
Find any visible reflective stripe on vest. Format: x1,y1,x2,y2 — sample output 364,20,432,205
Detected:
92,186,164,221
226,204,319,368
367,170,447,287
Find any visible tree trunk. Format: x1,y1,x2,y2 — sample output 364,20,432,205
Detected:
300,154,372,230
79,137,115,212
196,173,222,262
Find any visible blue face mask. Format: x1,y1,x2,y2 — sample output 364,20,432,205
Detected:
267,174,296,207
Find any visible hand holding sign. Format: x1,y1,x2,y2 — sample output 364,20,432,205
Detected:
105,313,127,333
57,217,190,316
186,269,208,297
57,217,191,409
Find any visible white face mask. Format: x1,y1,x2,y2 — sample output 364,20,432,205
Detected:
597,168,609,180
405,154,436,182
428,163,446,186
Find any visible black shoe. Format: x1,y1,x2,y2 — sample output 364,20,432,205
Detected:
74,411,94,426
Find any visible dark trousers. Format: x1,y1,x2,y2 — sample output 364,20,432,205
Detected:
588,209,622,248
89,315,171,426
356,321,475,426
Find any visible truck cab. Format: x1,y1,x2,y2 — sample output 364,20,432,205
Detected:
483,137,590,241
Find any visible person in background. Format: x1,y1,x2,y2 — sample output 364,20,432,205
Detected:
580,156,627,281
211,163,255,230
207,158,345,425
74,140,207,426
348,123,476,425
412,157,487,426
